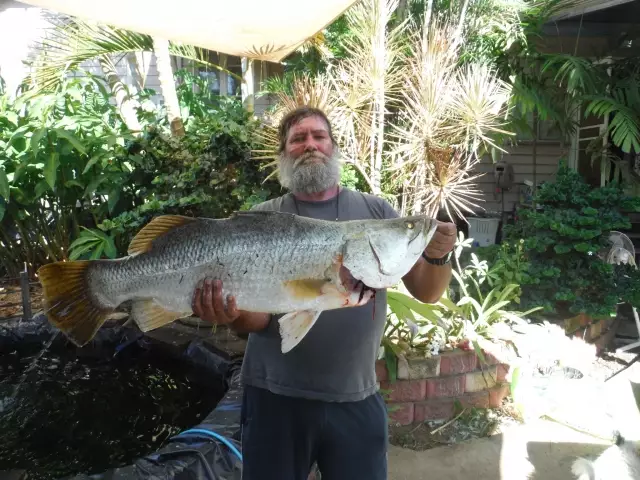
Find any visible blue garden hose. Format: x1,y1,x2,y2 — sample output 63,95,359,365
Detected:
173,428,243,462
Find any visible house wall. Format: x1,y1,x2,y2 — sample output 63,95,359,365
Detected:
469,141,568,215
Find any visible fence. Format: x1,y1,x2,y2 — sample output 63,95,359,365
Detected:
0,263,35,322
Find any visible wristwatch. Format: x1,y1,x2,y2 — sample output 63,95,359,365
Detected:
422,251,451,266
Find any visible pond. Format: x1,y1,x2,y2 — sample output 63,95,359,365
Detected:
0,340,226,480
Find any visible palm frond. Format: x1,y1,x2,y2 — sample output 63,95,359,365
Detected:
28,17,240,92
585,92,640,154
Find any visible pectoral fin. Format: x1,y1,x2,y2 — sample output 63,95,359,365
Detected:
278,310,322,353
130,299,190,332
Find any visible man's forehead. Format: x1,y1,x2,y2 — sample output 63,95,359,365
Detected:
288,116,329,135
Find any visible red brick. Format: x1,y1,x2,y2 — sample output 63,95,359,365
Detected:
426,375,465,398
480,350,500,366
387,402,414,426
466,367,498,392
414,399,455,422
440,351,477,375
489,385,510,407
380,379,426,402
458,391,491,409
375,359,389,382
497,364,510,383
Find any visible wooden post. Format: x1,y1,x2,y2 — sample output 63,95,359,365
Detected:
20,263,31,322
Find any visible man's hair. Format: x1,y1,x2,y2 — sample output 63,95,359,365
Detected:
277,106,338,153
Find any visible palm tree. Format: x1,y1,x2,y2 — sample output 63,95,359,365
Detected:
27,17,242,136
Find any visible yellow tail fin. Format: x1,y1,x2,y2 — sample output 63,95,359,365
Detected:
37,261,113,347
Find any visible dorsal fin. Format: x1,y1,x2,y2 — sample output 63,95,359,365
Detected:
127,215,196,255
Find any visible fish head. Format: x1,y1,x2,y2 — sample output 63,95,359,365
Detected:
342,216,439,289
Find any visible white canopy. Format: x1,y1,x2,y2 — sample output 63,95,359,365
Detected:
19,0,358,62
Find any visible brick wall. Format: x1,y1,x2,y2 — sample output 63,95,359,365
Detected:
377,349,511,426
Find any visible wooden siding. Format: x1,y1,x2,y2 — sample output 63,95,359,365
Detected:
470,142,569,215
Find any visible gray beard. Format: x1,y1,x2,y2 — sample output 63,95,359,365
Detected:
277,150,342,194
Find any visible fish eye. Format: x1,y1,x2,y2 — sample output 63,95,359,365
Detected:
406,221,414,229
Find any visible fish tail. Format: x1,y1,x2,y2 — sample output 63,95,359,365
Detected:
37,260,113,347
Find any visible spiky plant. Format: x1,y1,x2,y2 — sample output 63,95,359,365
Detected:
387,15,513,220
253,0,407,194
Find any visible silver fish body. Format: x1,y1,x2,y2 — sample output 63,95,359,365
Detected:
38,211,438,352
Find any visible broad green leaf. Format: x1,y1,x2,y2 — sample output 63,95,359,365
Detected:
82,153,103,174
90,243,105,260
34,179,50,198
44,152,59,189
554,244,571,254
107,189,121,213
0,201,5,222
387,290,441,323
69,241,97,260
30,128,47,157
54,129,87,154
69,235,100,250
104,236,117,259
0,168,9,200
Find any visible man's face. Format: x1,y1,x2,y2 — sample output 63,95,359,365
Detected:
277,115,342,194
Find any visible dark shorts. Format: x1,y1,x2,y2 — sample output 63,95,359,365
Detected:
240,384,388,480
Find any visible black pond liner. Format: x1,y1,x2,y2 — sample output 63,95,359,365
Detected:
0,314,244,480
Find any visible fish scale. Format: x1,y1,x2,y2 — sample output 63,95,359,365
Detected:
37,210,438,353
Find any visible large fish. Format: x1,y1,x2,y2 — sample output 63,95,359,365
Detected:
37,211,438,353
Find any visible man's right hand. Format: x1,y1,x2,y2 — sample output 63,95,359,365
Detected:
192,277,240,325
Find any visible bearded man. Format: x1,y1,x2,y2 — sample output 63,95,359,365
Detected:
192,106,456,480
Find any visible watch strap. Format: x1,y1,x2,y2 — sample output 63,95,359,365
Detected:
422,251,451,265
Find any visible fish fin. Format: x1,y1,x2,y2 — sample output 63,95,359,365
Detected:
278,310,322,353
37,261,113,347
127,215,196,255
130,299,190,332
283,279,327,299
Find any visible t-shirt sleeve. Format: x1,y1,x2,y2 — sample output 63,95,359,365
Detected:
381,198,400,219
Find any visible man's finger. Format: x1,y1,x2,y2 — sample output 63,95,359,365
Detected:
212,279,231,322
227,294,239,319
437,222,457,236
192,280,203,316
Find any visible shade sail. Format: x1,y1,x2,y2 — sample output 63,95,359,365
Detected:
18,0,359,62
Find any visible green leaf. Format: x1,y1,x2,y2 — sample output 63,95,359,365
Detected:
0,168,9,200
53,128,87,154
44,152,59,189
82,153,103,174
34,179,50,198
90,243,105,260
104,236,117,259
554,244,571,254
0,201,5,222
30,128,47,157
472,340,487,365
68,241,97,260
69,235,99,250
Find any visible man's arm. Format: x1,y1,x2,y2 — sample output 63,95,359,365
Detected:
402,259,452,304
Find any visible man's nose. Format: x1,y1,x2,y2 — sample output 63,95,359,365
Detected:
304,138,318,152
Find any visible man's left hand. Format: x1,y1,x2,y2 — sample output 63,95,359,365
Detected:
425,221,457,259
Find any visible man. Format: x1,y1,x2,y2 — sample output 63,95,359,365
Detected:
192,106,456,480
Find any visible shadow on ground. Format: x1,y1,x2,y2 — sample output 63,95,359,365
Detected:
388,420,613,480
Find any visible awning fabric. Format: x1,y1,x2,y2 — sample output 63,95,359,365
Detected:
18,0,359,62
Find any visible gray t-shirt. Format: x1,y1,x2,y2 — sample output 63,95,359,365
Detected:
240,187,400,402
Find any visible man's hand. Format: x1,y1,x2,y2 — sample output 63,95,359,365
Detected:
425,221,457,259
192,278,239,325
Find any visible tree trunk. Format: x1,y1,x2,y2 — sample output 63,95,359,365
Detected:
242,57,255,112
97,56,142,132
153,36,185,137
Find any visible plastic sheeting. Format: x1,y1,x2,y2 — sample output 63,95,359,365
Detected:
18,0,359,62
0,314,246,480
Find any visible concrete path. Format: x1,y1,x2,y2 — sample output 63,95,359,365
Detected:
388,419,612,480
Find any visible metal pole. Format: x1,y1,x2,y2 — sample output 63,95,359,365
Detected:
20,262,32,322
